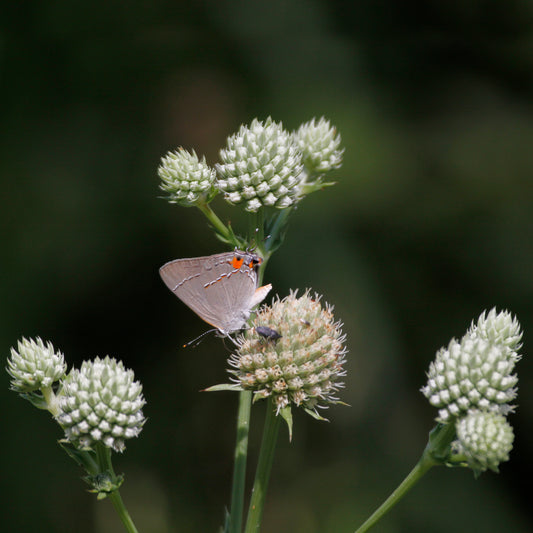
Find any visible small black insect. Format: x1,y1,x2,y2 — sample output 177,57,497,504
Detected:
255,326,282,341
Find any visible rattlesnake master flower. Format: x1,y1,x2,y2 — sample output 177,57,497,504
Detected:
453,410,514,474
421,309,522,423
57,356,145,453
215,117,304,212
158,148,216,206
294,117,344,176
7,337,66,393
229,290,347,418
468,308,522,354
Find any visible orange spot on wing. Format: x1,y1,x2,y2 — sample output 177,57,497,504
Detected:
231,256,244,269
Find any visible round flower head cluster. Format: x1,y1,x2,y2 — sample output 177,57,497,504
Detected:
158,148,216,206
422,337,518,423
294,117,344,176
215,118,304,212
421,309,521,424
57,357,145,452
7,337,66,393
453,410,514,474
422,309,523,474
229,290,347,417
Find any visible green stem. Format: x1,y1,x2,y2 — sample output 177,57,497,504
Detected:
244,399,281,533
96,444,139,533
229,391,253,533
41,386,60,416
197,202,235,245
251,209,271,276
354,423,456,533
353,454,436,533
108,490,140,533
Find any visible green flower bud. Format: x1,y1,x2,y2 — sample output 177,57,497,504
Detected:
453,410,514,474
215,117,304,212
7,337,66,393
57,357,146,453
421,310,521,423
229,290,347,418
294,117,344,176
158,148,216,206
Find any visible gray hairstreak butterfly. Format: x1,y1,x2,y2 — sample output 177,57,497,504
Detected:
159,249,272,337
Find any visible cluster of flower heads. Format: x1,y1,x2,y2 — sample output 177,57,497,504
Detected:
228,290,347,420
7,337,145,453
421,309,522,474
158,117,343,212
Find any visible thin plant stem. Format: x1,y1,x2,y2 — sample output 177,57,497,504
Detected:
353,423,456,533
244,399,281,533
197,201,234,244
108,490,140,533
353,454,436,533
228,208,268,533
96,444,139,533
229,390,253,533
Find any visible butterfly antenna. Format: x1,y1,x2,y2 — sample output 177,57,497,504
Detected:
182,328,217,348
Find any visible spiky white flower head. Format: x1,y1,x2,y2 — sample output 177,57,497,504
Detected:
57,357,146,453
293,117,344,176
158,148,216,206
215,117,304,212
421,309,522,423
7,337,66,393
468,308,522,354
453,410,514,474
229,290,347,418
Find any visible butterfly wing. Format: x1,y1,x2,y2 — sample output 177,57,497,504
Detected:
160,251,268,334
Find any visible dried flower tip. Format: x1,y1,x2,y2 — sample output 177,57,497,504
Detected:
57,356,146,453
7,337,66,393
294,117,344,176
230,290,347,418
453,410,514,474
215,117,304,212
158,148,216,206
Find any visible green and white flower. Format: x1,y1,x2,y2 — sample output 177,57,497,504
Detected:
294,117,344,176
421,309,521,423
229,290,347,419
215,118,304,212
467,308,522,354
7,337,66,393
57,356,146,453
158,147,216,206
453,410,514,474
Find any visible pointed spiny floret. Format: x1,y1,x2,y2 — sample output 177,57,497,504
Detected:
468,308,522,355
293,117,344,176
57,356,146,453
453,410,514,474
421,309,522,423
158,148,216,206
215,118,304,212
229,290,347,418
7,337,66,392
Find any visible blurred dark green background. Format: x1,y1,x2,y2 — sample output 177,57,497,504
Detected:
2,1,533,532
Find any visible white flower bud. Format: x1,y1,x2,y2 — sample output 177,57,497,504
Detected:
215,118,304,212
7,337,66,392
57,357,146,453
158,148,216,206
453,410,514,474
